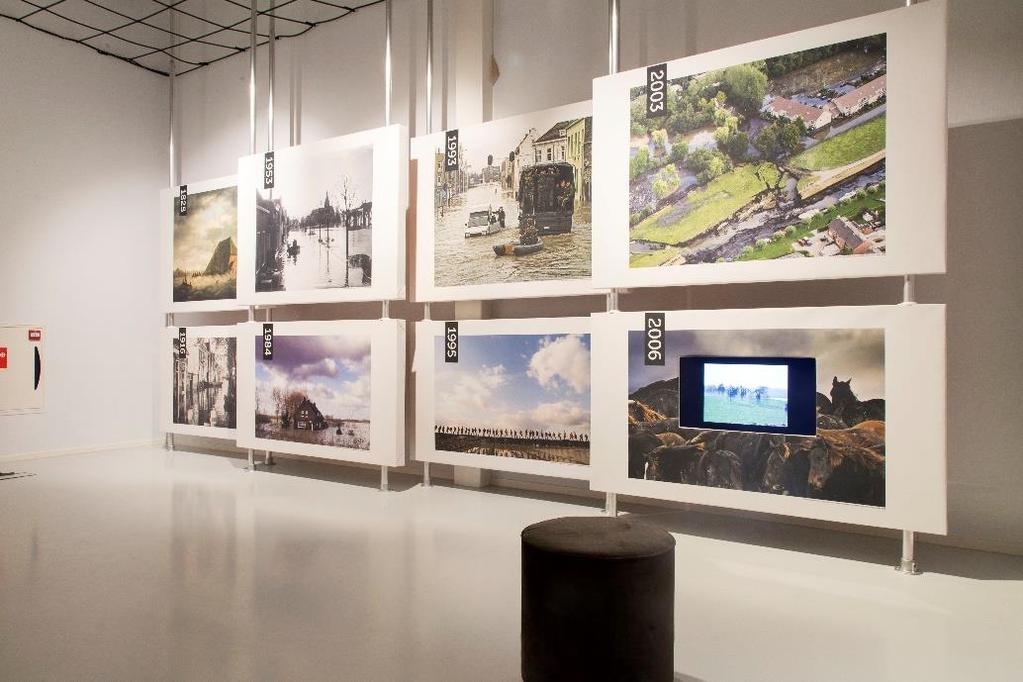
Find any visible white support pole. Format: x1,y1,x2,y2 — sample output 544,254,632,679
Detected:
379,0,393,321
605,492,618,517
249,0,257,156
425,0,433,135
264,306,276,466
268,2,275,152
166,31,177,454
902,275,916,304
897,529,920,574
380,465,389,492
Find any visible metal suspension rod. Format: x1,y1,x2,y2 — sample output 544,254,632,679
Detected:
425,0,433,134
268,2,275,151
249,0,257,155
384,0,393,127
607,0,620,75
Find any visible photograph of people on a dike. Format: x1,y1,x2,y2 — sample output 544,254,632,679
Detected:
627,328,887,506
629,34,887,268
173,335,237,429
173,186,237,302
702,362,789,429
434,333,591,465
433,105,593,287
255,145,373,293
254,334,371,450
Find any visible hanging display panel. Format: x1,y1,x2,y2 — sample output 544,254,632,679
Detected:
160,325,238,440
412,101,605,301
592,0,946,289
237,125,408,305
590,305,946,533
160,175,244,313
415,317,591,479
0,324,45,415
237,319,405,466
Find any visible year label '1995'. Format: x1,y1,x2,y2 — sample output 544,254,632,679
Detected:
644,313,665,366
444,321,458,363
646,64,668,118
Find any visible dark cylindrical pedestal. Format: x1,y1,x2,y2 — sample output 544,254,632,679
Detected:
521,516,675,682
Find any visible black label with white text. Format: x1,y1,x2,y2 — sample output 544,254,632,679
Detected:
644,313,666,366
646,63,669,118
178,185,188,215
263,152,275,189
444,322,458,363
444,130,459,171
178,328,187,358
262,324,274,360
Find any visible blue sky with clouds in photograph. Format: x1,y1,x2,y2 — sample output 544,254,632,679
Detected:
434,333,590,433
255,334,371,420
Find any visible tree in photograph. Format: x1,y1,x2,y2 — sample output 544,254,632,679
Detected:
754,121,804,160
714,115,750,162
721,63,768,117
652,164,681,200
669,137,688,165
331,176,359,287
687,148,731,184
630,146,651,181
650,129,669,157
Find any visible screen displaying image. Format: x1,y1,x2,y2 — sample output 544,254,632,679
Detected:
702,362,788,428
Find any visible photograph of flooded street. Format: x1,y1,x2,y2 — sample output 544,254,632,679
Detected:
629,34,888,268
431,103,593,287
433,332,590,465
254,334,371,451
172,334,237,429
255,144,373,293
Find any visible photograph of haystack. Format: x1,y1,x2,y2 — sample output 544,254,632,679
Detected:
430,103,593,288
628,34,887,268
254,334,371,450
433,333,591,466
254,144,373,293
172,334,237,430
173,186,238,302
627,328,885,506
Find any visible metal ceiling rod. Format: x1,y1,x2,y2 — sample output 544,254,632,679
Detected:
269,3,276,152
421,0,434,489
384,0,393,127
605,0,620,517
249,0,257,155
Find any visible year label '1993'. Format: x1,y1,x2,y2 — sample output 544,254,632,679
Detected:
644,313,665,366
444,130,459,172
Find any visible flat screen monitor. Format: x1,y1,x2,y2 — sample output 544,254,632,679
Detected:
679,356,816,436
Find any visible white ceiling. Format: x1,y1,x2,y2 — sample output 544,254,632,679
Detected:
0,0,381,75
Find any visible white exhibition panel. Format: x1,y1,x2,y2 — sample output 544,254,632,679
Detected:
0,324,44,416
592,0,947,289
237,319,405,467
237,125,408,305
411,101,605,301
414,317,592,480
160,325,239,440
590,304,947,534
159,174,246,313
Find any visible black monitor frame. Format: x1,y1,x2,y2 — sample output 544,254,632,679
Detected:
678,355,817,436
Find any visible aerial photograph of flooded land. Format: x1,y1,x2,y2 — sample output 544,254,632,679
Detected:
254,334,371,450
255,146,373,293
433,333,591,465
173,335,237,429
629,34,887,267
173,186,237,302
432,107,593,287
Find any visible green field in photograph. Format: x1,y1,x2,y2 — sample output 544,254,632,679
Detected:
789,115,886,171
703,393,788,428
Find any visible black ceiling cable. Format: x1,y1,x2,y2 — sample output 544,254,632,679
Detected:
0,0,383,77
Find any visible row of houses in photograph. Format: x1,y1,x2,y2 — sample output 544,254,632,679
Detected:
762,74,887,131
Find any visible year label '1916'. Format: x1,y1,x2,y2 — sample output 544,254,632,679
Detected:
178,328,187,358
444,321,458,363
262,324,274,360
646,64,668,118
444,130,459,171
644,313,665,366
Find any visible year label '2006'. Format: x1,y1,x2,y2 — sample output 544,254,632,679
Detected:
644,313,665,366
646,63,668,118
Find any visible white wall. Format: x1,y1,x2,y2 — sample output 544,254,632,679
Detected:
0,21,168,458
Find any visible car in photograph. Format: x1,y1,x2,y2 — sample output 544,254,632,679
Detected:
463,205,506,237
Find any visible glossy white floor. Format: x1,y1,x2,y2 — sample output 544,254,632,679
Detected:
1,447,1021,681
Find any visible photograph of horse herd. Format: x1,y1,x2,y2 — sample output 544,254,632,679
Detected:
629,34,887,268
627,328,887,507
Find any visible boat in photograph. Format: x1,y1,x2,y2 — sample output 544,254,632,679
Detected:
494,239,544,257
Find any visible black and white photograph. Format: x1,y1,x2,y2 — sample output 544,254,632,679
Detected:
172,334,237,430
